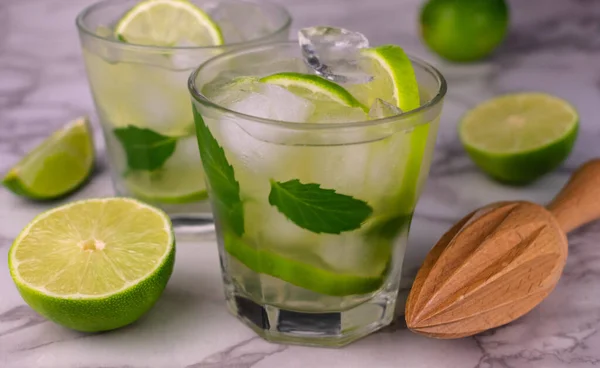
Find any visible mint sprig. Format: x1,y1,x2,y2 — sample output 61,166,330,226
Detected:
114,126,177,171
193,106,244,236
268,179,372,234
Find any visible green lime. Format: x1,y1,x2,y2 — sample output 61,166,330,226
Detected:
260,72,366,110
125,166,208,204
224,233,384,296
115,0,224,46
2,117,95,200
8,198,175,332
420,0,509,62
459,93,579,184
347,45,426,213
348,45,420,111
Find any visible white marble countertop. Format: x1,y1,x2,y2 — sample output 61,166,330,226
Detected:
2,0,600,367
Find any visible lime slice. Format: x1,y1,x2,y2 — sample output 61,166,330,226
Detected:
2,117,95,200
125,165,208,204
8,198,175,332
347,45,420,111
460,93,579,184
260,72,366,110
115,0,224,46
224,233,384,296
348,45,426,213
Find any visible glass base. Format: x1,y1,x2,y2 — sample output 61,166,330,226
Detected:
225,287,398,347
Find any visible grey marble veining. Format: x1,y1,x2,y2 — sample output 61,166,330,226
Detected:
2,0,600,367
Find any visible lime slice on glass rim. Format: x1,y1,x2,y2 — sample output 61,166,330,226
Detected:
2,117,94,200
8,198,175,332
115,0,224,46
460,92,578,184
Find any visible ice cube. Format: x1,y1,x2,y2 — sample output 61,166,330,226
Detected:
209,2,275,43
368,98,402,119
216,83,313,175
298,26,373,84
225,83,314,123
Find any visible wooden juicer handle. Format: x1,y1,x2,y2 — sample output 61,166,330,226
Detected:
548,159,600,233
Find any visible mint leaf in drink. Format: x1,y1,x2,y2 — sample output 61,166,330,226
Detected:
193,106,244,236
114,126,177,171
269,179,372,234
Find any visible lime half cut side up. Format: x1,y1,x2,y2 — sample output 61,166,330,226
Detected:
8,198,175,332
2,117,95,200
460,92,579,184
115,0,224,46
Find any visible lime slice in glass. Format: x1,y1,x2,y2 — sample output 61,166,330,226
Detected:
115,0,224,46
8,198,175,332
2,117,95,200
123,136,208,204
260,72,367,122
224,232,385,296
347,45,425,213
460,93,579,184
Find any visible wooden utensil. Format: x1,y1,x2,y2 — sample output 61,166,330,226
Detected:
405,159,600,339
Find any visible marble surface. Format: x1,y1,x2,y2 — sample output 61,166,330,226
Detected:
2,0,600,366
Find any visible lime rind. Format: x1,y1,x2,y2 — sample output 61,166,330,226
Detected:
260,72,367,111
115,0,224,46
2,117,95,200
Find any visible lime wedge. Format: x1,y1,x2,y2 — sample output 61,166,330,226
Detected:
8,198,175,332
125,165,208,204
225,233,384,296
460,93,579,184
115,0,224,46
347,45,420,110
2,117,95,200
260,72,366,110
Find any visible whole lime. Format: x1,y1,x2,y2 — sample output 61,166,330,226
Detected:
420,0,509,62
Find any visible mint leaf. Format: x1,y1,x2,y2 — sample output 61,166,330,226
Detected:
114,126,177,171
268,179,373,234
193,106,244,236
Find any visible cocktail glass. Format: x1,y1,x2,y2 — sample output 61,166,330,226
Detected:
76,0,291,229
188,41,446,346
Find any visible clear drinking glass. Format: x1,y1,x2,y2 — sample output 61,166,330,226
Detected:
188,42,446,346
76,0,291,229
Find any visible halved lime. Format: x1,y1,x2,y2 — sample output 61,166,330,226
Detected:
224,233,384,296
460,93,579,184
8,198,175,332
115,0,224,46
2,117,94,200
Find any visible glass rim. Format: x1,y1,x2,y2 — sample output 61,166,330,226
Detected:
75,0,292,52
188,41,448,131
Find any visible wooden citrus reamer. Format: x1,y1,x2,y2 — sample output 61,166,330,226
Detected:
405,159,600,338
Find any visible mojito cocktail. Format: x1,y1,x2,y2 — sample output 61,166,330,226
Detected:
76,0,290,224
190,29,446,346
